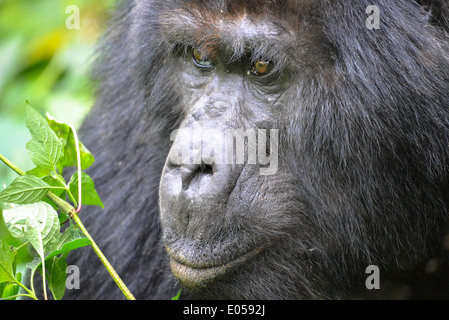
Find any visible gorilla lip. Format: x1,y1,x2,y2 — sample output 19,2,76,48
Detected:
167,246,264,288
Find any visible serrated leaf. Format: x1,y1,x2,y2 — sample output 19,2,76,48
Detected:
0,175,56,204
47,114,95,174
26,105,64,170
69,172,104,208
0,239,15,284
26,140,57,170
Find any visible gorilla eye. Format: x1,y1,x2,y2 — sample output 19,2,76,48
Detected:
192,48,213,68
250,60,273,76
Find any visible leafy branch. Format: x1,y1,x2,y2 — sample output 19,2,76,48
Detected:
0,104,134,300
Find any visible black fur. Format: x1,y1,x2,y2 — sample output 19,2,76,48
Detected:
66,0,449,299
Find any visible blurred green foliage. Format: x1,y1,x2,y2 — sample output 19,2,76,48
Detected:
0,0,115,186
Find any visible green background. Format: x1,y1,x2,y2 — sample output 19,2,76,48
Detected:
0,0,115,186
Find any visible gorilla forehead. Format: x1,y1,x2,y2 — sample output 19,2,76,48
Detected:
159,10,293,57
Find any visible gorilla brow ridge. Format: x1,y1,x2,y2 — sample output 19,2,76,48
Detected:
160,8,294,67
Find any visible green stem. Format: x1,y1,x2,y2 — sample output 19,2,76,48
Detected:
29,259,47,300
52,173,76,204
71,212,136,300
30,267,37,298
47,199,135,299
70,125,82,213
15,277,37,300
47,195,135,299
46,192,74,214
1,294,38,301
0,153,25,176
65,188,78,207
41,259,47,300
13,241,30,254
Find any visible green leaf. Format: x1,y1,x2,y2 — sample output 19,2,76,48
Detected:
42,225,91,262
25,104,64,170
1,273,21,300
1,283,17,300
0,240,15,284
42,175,66,196
46,255,68,300
25,169,67,210
0,208,20,251
69,172,104,208
26,225,90,274
3,202,60,261
4,202,62,299
0,175,59,204
26,167,52,178
26,140,58,170
47,114,95,174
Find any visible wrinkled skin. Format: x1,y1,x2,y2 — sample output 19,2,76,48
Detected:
65,0,449,299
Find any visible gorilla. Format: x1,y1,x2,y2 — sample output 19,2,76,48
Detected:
66,0,449,300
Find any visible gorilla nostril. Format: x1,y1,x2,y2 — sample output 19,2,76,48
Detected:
181,162,214,190
167,159,177,170
199,162,214,175
166,155,182,170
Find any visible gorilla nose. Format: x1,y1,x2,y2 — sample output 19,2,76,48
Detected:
165,155,243,198
163,127,246,197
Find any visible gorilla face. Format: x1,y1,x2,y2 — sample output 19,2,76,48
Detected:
153,0,449,299
157,3,330,297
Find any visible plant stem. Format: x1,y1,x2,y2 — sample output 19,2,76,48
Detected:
41,259,47,300
71,212,136,300
65,188,78,207
13,241,30,254
1,294,38,301
69,125,82,214
0,153,25,176
15,277,37,300
47,197,136,300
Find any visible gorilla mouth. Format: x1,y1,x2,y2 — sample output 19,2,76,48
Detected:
167,246,264,289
